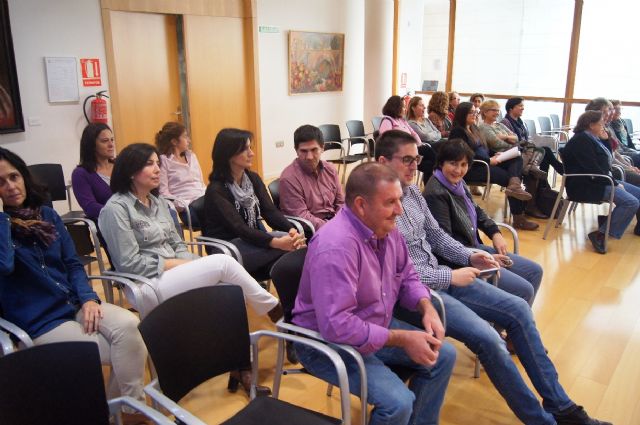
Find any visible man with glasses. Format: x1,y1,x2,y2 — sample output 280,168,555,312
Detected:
376,129,611,425
279,124,344,230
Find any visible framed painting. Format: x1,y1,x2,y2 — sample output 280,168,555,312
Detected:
288,31,344,95
0,0,24,133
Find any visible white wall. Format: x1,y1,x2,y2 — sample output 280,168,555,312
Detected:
256,0,365,179
0,0,109,209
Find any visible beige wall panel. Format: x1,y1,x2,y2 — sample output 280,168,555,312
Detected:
184,14,257,177
101,0,251,18
107,11,182,150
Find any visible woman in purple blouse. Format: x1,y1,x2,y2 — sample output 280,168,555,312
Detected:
71,123,115,222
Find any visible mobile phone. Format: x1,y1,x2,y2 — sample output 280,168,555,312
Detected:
477,267,500,278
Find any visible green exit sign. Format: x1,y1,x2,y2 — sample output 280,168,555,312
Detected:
259,25,280,33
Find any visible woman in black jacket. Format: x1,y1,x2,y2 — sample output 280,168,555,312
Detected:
449,102,538,230
202,128,306,274
562,110,640,253
423,140,543,305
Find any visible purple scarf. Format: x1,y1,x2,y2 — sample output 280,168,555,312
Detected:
433,169,479,244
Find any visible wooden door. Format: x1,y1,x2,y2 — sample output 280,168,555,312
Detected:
103,11,182,151
183,14,260,178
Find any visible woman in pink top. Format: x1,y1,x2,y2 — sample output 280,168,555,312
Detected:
155,122,206,227
379,95,434,183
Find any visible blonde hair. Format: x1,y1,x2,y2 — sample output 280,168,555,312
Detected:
479,99,500,119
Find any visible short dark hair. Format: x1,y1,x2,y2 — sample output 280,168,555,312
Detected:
505,97,524,113
0,147,48,208
209,128,252,183
382,95,404,118
574,110,603,133
155,122,186,156
293,124,324,150
345,162,399,207
436,139,475,169
79,123,112,172
374,130,417,161
469,93,484,103
110,143,159,194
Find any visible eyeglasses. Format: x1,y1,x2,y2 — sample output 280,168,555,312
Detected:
488,108,500,112
392,155,423,166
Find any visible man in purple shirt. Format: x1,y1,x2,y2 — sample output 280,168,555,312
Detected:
279,125,344,229
292,162,455,425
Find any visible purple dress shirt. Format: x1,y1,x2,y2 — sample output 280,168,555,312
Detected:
71,166,113,221
159,151,206,209
292,207,430,355
279,159,344,229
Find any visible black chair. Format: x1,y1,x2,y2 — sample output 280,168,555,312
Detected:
267,178,316,239
543,149,615,252
27,163,83,219
319,124,365,184
0,341,171,425
63,217,107,275
138,285,350,425
345,119,373,161
270,249,447,425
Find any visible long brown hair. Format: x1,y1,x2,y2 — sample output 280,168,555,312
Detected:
155,122,186,156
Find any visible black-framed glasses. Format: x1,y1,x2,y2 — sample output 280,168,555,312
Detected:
392,155,423,166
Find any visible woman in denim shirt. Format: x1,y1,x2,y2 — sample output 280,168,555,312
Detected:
0,147,148,425
99,143,281,396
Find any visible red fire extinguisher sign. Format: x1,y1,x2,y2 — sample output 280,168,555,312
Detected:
80,58,102,87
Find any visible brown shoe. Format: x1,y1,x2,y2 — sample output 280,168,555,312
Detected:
525,166,548,180
470,186,483,196
228,369,272,397
525,206,549,219
505,177,532,201
513,214,539,230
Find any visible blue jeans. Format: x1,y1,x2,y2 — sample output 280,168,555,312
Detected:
295,318,456,425
479,244,543,306
445,280,573,424
600,181,640,238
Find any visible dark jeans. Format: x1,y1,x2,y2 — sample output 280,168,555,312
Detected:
230,231,288,275
465,158,526,214
539,147,564,174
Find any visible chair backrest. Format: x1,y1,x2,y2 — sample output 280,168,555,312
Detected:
523,119,537,137
268,178,280,209
0,342,110,425
270,248,307,323
189,195,206,225
550,114,561,129
138,286,251,402
371,116,384,132
538,116,552,133
27,163,67,203
62,217,106,274
345,120,365,138
623,118,634,134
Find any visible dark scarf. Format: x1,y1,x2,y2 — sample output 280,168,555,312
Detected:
503,115,529,142
7,207,58,247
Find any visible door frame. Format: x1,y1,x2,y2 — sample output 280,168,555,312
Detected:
100,0,263,175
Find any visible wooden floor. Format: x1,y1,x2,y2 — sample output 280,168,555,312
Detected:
109,182,640,424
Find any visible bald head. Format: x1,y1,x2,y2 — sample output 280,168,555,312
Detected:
345,162,400,207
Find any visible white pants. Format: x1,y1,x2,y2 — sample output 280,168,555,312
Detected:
33,303,147,402
138,254,279,318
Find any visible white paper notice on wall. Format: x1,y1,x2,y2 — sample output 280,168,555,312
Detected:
44,57,79,102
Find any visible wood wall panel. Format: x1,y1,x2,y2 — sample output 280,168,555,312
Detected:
101,0,252,18
105,11,182,150
183,14,259,177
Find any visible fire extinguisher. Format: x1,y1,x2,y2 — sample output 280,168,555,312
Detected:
83,90,109,124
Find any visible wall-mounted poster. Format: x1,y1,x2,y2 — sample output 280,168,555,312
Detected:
288,31,344,95
0,0,23,133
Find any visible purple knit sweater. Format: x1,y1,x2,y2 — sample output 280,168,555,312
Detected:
71,166,112,221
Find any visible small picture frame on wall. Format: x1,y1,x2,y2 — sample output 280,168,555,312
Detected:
288,31,344,95
0,0,24,134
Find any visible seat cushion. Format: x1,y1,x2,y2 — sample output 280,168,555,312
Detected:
222,396,341,425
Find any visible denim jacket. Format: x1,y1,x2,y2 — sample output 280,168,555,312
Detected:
0,207,99,338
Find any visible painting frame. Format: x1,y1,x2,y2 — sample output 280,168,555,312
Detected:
288,30,344,95
0,0,24,134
